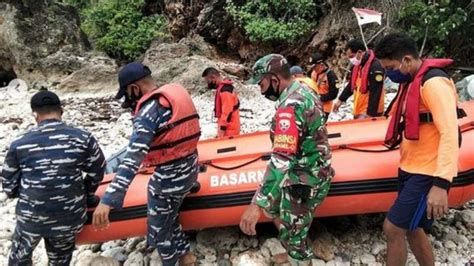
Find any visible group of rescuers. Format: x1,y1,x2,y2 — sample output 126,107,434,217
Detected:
0,32,465,266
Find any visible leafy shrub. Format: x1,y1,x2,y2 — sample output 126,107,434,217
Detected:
80,0,168,61
226,0,319,43
397,0,468,57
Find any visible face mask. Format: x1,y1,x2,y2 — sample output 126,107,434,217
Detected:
122,85,143,110
262,76,281,101
386,61,412,83
349,56,361,66
207,81,217,90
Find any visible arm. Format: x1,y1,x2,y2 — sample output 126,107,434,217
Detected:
338,67,354,102
338,82,353,102
252,104,302,208
101,100,171,208
366,63,384,117
319,71,339,102
1,143,21,198
83,134,106,203
422,77,459,184
422,77,459,219
241,104,302,235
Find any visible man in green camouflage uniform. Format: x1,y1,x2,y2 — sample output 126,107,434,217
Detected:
240,54,334,265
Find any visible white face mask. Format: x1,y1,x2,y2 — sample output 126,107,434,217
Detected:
349,56,361,66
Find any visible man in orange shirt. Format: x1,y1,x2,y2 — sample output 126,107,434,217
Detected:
333,40,385,119
375,32,465,266
202,67,241,137
309,53,339,118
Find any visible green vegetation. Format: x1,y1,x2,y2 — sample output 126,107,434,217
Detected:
63,0,168,61
226,0,319,43
398,0,468,57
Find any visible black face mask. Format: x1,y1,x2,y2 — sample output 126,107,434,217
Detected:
207,81,217,90
262,76,281,101
121,86,143,110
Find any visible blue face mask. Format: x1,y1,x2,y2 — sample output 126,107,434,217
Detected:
386,61,412,83
386,69,412,83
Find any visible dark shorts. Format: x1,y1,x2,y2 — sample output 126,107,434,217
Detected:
387,170,434,231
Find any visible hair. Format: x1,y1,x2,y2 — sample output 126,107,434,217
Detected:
375,32,420,60
32,105,62,115
312,52,325,63
346,39,366,53
202,67,220,77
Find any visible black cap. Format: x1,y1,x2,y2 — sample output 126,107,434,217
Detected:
30,89,61,109
309,53,324,64
116,62,152,99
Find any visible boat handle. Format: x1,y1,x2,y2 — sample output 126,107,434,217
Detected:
217,146,237,153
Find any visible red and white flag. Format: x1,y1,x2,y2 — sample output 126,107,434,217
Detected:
352,8,382,26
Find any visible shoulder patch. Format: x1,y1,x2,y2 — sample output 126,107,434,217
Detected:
273,107,299,155
375,74,384,82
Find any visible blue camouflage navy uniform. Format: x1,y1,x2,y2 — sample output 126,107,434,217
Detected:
101,99,198,266
1,119,106,266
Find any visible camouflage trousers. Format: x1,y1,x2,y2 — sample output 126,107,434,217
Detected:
147,189,190,266
8,226,76,266
262,182,331,262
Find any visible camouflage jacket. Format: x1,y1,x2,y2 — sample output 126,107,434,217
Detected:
253,81,334,206
1,119,105,236
101,99,198,209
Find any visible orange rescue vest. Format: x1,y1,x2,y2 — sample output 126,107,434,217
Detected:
311,69,334,113
134,84,200,166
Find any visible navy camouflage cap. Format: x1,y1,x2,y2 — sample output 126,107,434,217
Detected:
247,54,290,85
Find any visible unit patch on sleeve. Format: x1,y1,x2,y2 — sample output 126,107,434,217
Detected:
273,107,299,154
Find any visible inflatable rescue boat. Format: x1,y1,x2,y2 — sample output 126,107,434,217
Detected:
77,101,474,244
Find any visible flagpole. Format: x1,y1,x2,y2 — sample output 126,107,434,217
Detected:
358,23,369,50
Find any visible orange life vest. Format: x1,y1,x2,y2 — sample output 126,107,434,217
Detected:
310,69,334,113
214,79,238,118
134,84,200,166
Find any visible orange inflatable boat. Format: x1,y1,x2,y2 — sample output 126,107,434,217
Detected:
77,101,474,244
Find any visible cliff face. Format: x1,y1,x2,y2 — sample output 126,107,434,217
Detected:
0,0,89,77
0,0,117,92
143,0,404,77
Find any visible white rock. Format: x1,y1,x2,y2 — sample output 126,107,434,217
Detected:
455,209,474,224
445,231,469,246
371,242,385,255
360,253,376,264
124,251,144,266
261,238,286,256
101,240,123,251
0,230,13,240
82,255,120,266
196,242,216,257
124,237,145,253
311,258,326,266
134,239,148,252
444,240,457,250
0,193,8,202
231,250,268,266
101,247,128,262
149,250,163,266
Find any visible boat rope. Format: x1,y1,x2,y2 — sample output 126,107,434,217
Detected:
336,144,398,153
203,155,269,171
